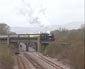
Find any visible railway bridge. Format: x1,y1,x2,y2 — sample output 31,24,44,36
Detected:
0,33,54,52
0,34,41,52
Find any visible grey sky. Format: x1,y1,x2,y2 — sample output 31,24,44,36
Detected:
0,0,84,27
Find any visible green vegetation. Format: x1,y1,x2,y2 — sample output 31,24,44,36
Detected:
42,28,84,69
0,44,14,69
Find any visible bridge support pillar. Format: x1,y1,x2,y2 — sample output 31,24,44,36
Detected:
26,43,29,52
37,37,41,52
7,35,10,46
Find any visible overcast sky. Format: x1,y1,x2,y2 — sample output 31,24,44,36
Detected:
0,0,84,27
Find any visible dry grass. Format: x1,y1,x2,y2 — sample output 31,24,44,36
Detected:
0,44,14,69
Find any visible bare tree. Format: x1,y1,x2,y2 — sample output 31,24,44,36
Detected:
0,23,10,35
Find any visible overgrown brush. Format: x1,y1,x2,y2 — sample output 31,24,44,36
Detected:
42,29,84,69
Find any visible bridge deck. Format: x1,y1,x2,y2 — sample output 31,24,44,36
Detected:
0,34,40,39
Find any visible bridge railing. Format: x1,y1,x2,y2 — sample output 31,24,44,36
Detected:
0,35,8,38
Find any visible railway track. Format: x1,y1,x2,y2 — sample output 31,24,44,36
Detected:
24,54,44,69
16,53,64,69
24,53,44,69
32,52,64,69
16,55,27,69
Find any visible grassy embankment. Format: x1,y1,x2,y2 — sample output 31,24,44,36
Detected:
0,44,15,69
41,29,84,69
